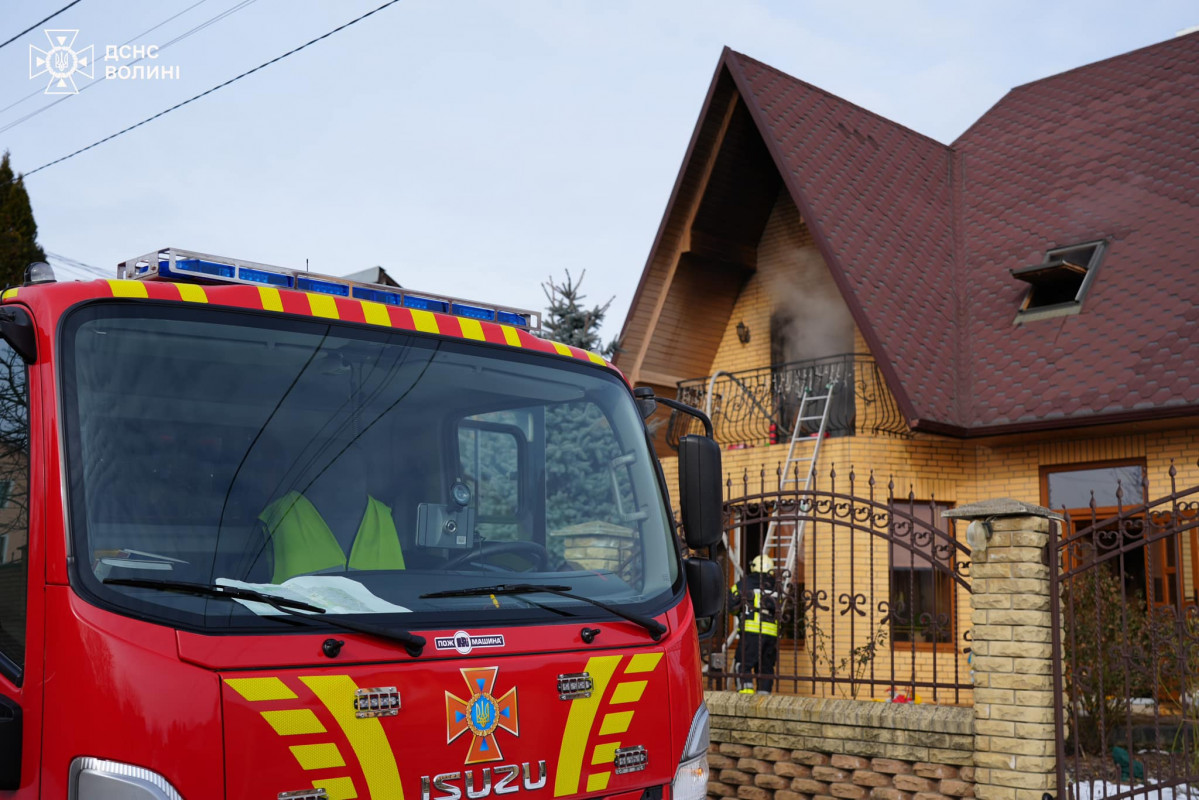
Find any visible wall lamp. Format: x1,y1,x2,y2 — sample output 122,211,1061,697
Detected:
736,321,750,345
965,517,995,558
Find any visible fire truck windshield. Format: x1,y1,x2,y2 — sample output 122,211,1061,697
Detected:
60,303,680,633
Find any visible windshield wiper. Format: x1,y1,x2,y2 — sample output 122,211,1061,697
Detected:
421,583,666,641
105,577,426,657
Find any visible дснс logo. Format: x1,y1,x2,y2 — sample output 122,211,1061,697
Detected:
29,29,93,95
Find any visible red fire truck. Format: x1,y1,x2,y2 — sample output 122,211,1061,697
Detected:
0,248,725,800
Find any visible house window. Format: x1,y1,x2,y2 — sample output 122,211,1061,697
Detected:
1044,462,1144,512
1012,240,1106,321
1040,461,1179,606
889,501,955,646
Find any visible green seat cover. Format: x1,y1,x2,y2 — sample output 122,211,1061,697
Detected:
348,495,407,571
259,491,347,583
260,492,405,583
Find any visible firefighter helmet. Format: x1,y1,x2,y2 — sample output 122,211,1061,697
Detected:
751,555,775,573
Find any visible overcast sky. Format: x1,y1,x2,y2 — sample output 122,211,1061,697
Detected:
2,0,1195,342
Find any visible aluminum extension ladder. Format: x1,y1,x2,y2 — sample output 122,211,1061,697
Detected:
762,382,836,586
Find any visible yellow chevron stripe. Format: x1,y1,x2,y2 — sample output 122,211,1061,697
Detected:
501,326,522,348
224,677,296,702
308,294,339,319
591,742,619,765
2,289,17,300
625,652,663,674
586,351,606,365
109,279,148,298
410,309,439,334
261,708,325,736
291,742,346,770
610,681,647,705
553,655,622,797
599,711,633,736
551,341,572,357
458,318,485,341
587,773,610,793
259,287,284,312
176,283,208,303
313,776,358,800
361,300,391,327
303,675,403,800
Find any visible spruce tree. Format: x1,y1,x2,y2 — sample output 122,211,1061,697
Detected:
539,270,617,358
0,153,46,287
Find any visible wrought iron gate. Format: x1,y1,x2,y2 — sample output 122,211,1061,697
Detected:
1050,465,1199,800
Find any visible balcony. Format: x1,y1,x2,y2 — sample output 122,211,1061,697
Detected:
666,354,909,450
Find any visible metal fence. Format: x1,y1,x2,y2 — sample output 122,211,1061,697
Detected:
706,465,973,705
1050,464,1199,800
667,354,909,450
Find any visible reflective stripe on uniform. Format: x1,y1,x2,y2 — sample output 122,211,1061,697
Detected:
742,587,778,638
744,618,778,636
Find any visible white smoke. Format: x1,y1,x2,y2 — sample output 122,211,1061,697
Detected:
765,242,854,364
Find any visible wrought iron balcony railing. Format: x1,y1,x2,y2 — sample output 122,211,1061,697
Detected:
666,354,909,450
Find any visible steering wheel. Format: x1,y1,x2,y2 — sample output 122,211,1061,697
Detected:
443,541,550,572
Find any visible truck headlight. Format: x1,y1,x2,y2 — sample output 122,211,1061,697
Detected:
69,757,183,800
672,704,710,800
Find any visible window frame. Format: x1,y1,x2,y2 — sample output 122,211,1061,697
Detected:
0,334,31,685
456,418,529,527
1013,239,1107,323
887,500,957,651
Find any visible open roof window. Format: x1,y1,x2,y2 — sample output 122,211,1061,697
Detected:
1011,240,1106,322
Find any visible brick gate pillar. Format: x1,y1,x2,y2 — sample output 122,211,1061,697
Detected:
943,500,1065,800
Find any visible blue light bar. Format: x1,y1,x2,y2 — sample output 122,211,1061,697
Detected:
351,286,404,306
451,303,496,322
160,258,235,280
496,310,529,326
118,248,541,332
238,267,291,287
403,295,449,313
296,277,349,297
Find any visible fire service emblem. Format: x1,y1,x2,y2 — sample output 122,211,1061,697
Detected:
446,667,519,763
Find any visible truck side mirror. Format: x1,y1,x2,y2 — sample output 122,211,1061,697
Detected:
685,558,724,633
678,434,723,549
0,307,36,364
0,695,21,790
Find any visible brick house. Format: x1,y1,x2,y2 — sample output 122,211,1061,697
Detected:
613,33,1199,697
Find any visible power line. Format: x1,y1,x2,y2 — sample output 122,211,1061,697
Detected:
44,250,105,274
0,0,262,136
0,0,86,51
23,0,402,178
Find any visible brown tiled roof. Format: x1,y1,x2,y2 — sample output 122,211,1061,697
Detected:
952,34,1199,431
711,33,1199,435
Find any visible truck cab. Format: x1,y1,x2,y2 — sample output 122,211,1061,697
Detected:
0,249,724,800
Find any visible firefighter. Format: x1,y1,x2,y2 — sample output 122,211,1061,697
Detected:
729,554,780,693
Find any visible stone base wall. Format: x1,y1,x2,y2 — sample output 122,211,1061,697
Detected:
706,692,975,800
